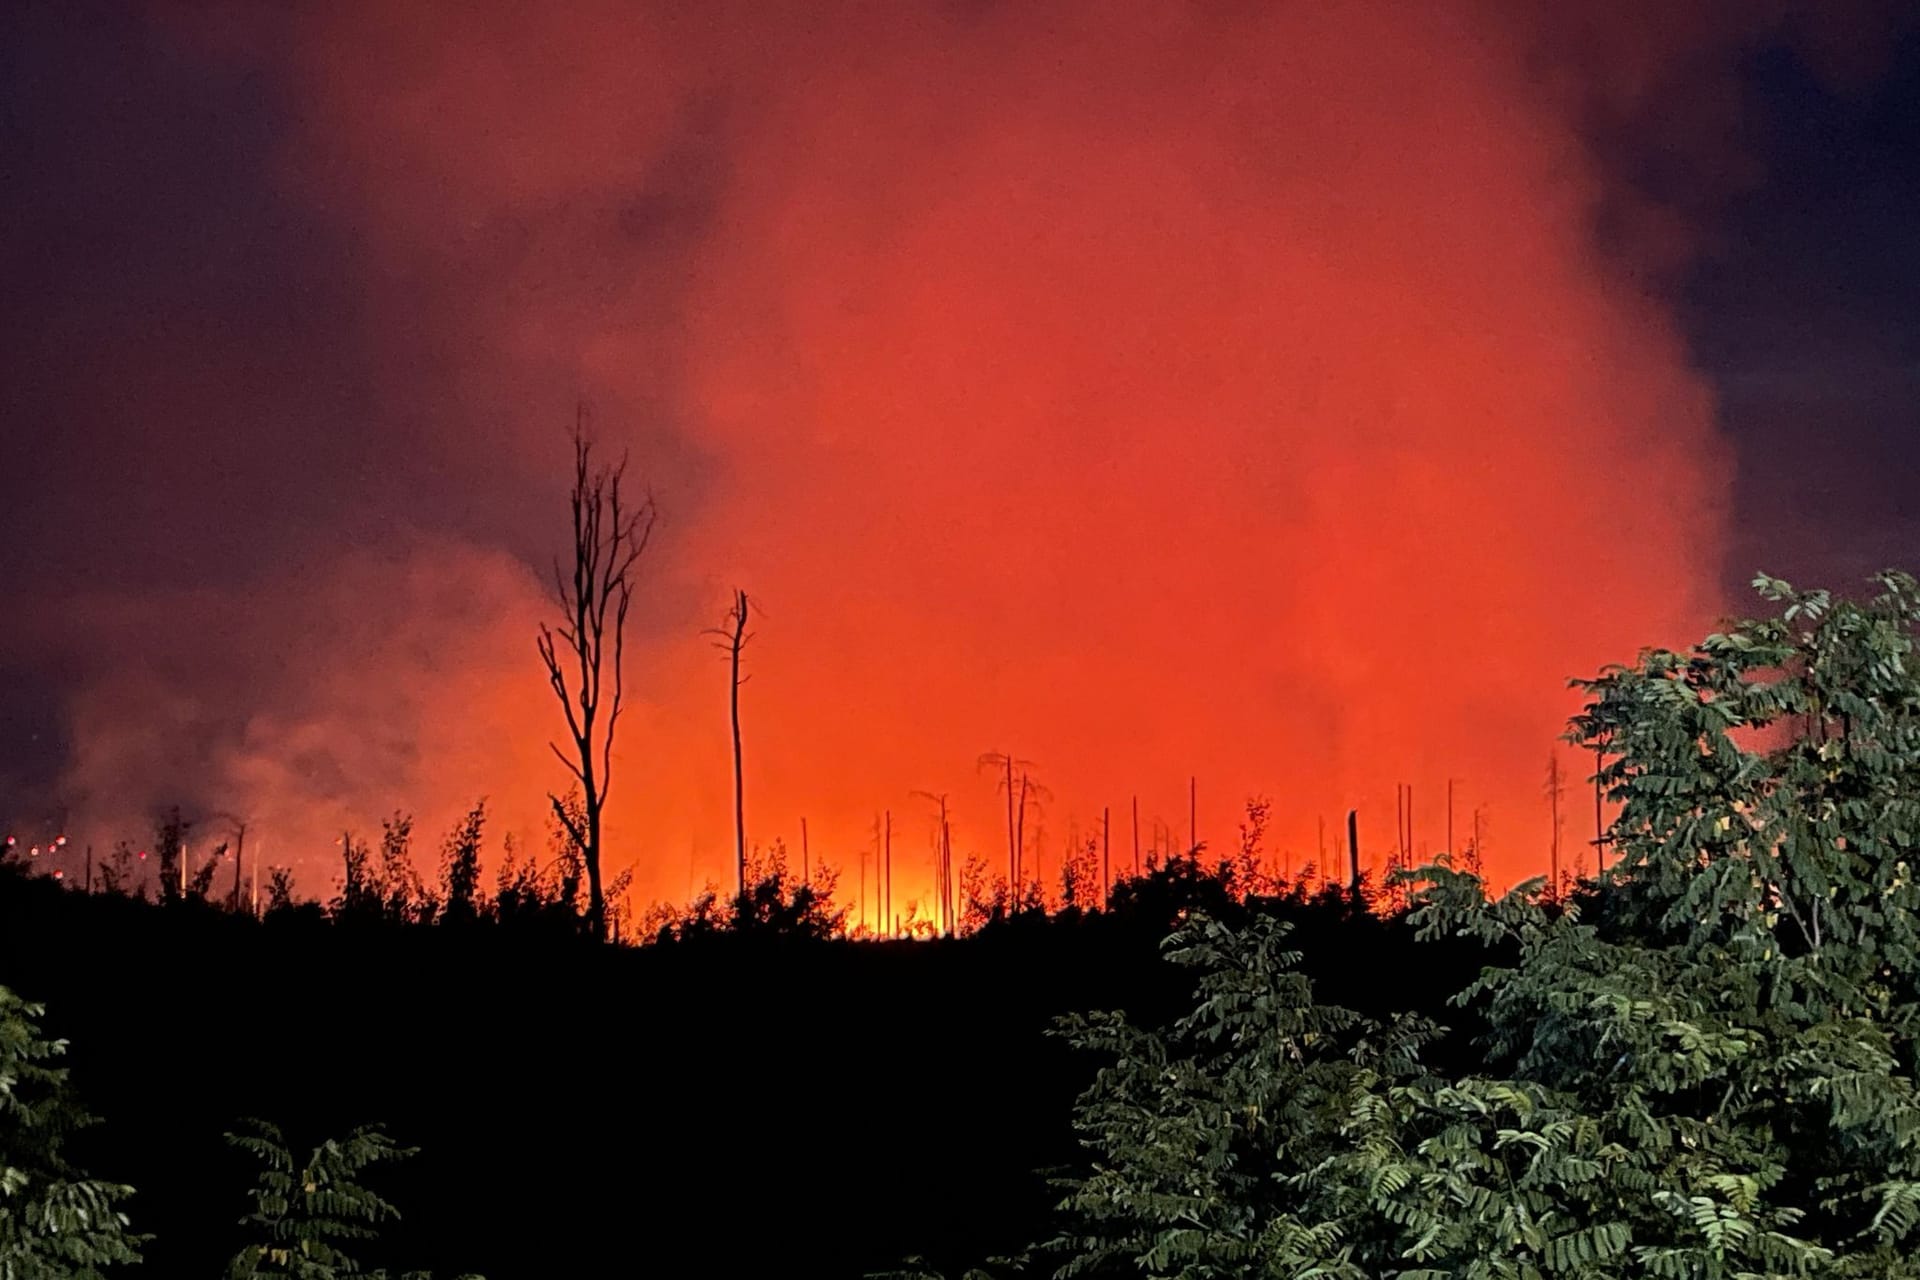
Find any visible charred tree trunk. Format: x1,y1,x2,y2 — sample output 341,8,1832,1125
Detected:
717,589,751,900
1102,805,1111,905
1347,808,1361,897
1132,794,1140,878
1006,757,1016,892
229,824,247,912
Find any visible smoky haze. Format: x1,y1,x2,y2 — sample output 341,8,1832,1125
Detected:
1,1,1901,912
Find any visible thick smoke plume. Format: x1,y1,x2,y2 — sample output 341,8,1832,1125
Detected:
14,1,1899,910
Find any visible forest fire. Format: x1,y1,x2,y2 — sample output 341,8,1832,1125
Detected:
28,1,1759,917
8,8,1920,1279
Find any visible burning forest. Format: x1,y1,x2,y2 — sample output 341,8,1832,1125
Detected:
4,2,1920,1274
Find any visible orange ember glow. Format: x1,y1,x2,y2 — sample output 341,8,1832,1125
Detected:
59,2,1747,920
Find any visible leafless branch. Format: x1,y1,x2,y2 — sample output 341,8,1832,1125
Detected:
538,405,655,941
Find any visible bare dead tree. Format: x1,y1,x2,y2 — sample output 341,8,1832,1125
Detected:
1447,777,1456,855
200,810,249,913
1102,804,1111,904
1346,808,1361,897
912,790,953,935
1189,776,1197,859
1011,769,1053,897
977,751,1038,891
538,414,655,941
705,589,753,900
1132,794,1140,877
940,806,954,932
1016,773,1030,888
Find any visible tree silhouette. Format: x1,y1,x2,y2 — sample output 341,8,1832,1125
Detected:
705,589,753,900
537,413,655,942
329,832,381,923
263,866,297,916
377,813,432,925
975,754,1048,897
196,812,251,913
911,790,956,936
152,806,188,906
436,802,486,927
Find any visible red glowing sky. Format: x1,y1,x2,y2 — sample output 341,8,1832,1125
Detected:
9,1,1917,917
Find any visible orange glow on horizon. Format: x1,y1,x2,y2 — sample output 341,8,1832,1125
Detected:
53,2,1736,917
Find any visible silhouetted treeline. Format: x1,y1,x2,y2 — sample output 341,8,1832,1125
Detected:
8,788,1494,949
0,844,1490,1278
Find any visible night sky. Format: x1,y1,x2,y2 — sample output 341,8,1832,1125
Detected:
4,3,1918,903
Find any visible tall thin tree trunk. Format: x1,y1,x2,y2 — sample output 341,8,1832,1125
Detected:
587,803,604,925
1397,782,1413,882
1006,756,1016,893
539,416,655,942
1102,805,1111,904
938,800,952,934
728,589,749,900
1347,809,1361,897
1015,772,1029,893
1132,794,1140,878
1033,817,1042,911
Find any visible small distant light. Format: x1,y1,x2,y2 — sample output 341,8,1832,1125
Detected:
138,850,148,860
55,835,67,847
29,846,39,857
3,836,14,847
52,870,64,880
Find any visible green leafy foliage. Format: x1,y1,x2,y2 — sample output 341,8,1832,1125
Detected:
0,985,142,1278
224,1120,479,1280
1011,570,1920,1280
1046,913,1438,1278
